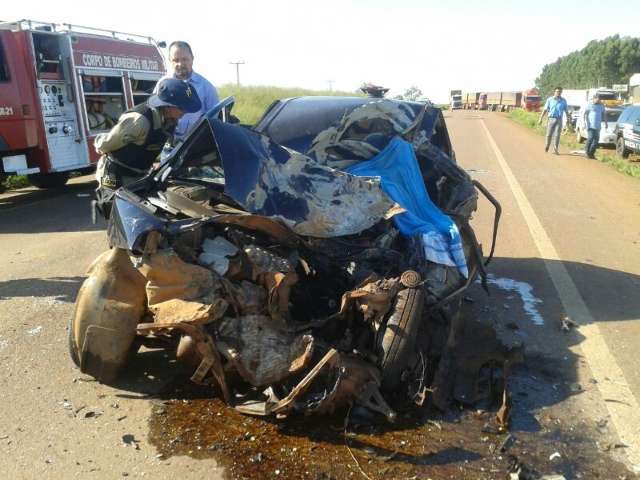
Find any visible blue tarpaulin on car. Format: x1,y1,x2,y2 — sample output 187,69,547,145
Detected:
345,137,468,277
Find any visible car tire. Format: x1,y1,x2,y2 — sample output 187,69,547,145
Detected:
379,288,425,390
616,137,630,158
27,172,70,189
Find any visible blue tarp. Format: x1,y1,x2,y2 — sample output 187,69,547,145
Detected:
345,137,468,277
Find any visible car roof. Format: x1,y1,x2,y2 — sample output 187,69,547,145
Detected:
253,96,428,153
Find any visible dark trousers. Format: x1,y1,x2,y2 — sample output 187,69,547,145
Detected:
585,128,600,158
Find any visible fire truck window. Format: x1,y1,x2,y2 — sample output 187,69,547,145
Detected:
0,40,9,82
131,79,158,106
33,33,61,77
82,74,126,133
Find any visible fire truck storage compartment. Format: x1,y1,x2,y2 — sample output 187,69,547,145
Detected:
81,72,126,134
129,72,159,106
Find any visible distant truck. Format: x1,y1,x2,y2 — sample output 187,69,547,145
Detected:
462,92,479,109
587,88,622,107
450,89,462,109
478,93,488,110
486,91,523,112
479,88,539,112
521,88,541,112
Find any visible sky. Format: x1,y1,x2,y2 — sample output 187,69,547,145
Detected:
2,0,640,103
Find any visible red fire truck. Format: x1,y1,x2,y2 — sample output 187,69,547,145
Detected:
0,20,166,188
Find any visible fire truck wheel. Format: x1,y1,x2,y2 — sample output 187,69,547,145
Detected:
27,172,70,189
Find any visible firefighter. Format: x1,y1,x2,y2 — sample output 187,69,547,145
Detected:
93,78,201,218
86,98,114,131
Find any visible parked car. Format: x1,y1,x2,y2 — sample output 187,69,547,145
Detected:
70,96,503,419
614,105,640,158
576,107,624,146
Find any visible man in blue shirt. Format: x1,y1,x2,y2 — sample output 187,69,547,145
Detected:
582,94,607,159
157,41,219,141
538,87,570,154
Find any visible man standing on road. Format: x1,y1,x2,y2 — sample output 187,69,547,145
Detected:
582,94,607,159
158,41,219,142
538,87,570,155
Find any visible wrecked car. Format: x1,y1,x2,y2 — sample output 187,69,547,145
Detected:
69,95,502,419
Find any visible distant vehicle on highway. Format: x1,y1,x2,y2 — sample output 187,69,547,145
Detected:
521,88,541,112
587,88,623,107
613,105,640,158
450,89,462,109
575,107,624,146
479,89,539,112
461,92,478,110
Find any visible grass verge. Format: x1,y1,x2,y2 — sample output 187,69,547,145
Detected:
218,84,363,125
1,174,30,192
508,109,640,178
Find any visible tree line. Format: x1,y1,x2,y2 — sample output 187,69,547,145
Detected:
535,35,640,97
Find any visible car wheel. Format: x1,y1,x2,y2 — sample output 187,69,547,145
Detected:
616,137,630,158
27,172,70,189
379,288,425,390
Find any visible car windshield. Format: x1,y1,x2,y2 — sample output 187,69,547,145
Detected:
606,110,622,122
597,92,616,101
173,120,225,184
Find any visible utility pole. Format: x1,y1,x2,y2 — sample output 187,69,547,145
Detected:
327,80,334,92
229,61,245,86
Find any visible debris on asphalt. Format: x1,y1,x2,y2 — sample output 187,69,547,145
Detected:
496,389,512,433
499,433,515,453
121,434,140,450
560,315,577,332
549,451,562,461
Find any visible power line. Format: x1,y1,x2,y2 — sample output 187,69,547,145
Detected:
229,61,245,86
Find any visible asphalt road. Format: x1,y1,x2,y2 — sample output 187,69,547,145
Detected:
446,109,640,468
0,111,639,478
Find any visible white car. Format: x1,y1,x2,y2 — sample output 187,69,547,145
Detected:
576,107,624,146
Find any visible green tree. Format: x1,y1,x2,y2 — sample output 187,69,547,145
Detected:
535,36,640,97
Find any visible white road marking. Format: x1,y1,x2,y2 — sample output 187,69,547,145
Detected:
480,119,640,466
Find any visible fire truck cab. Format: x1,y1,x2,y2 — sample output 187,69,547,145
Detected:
0,20,166,188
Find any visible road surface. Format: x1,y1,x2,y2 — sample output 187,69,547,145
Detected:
0,110,639,478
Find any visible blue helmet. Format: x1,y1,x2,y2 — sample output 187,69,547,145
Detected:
148,78,201,113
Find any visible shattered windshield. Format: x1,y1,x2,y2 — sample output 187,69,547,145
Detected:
173,119,225,184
